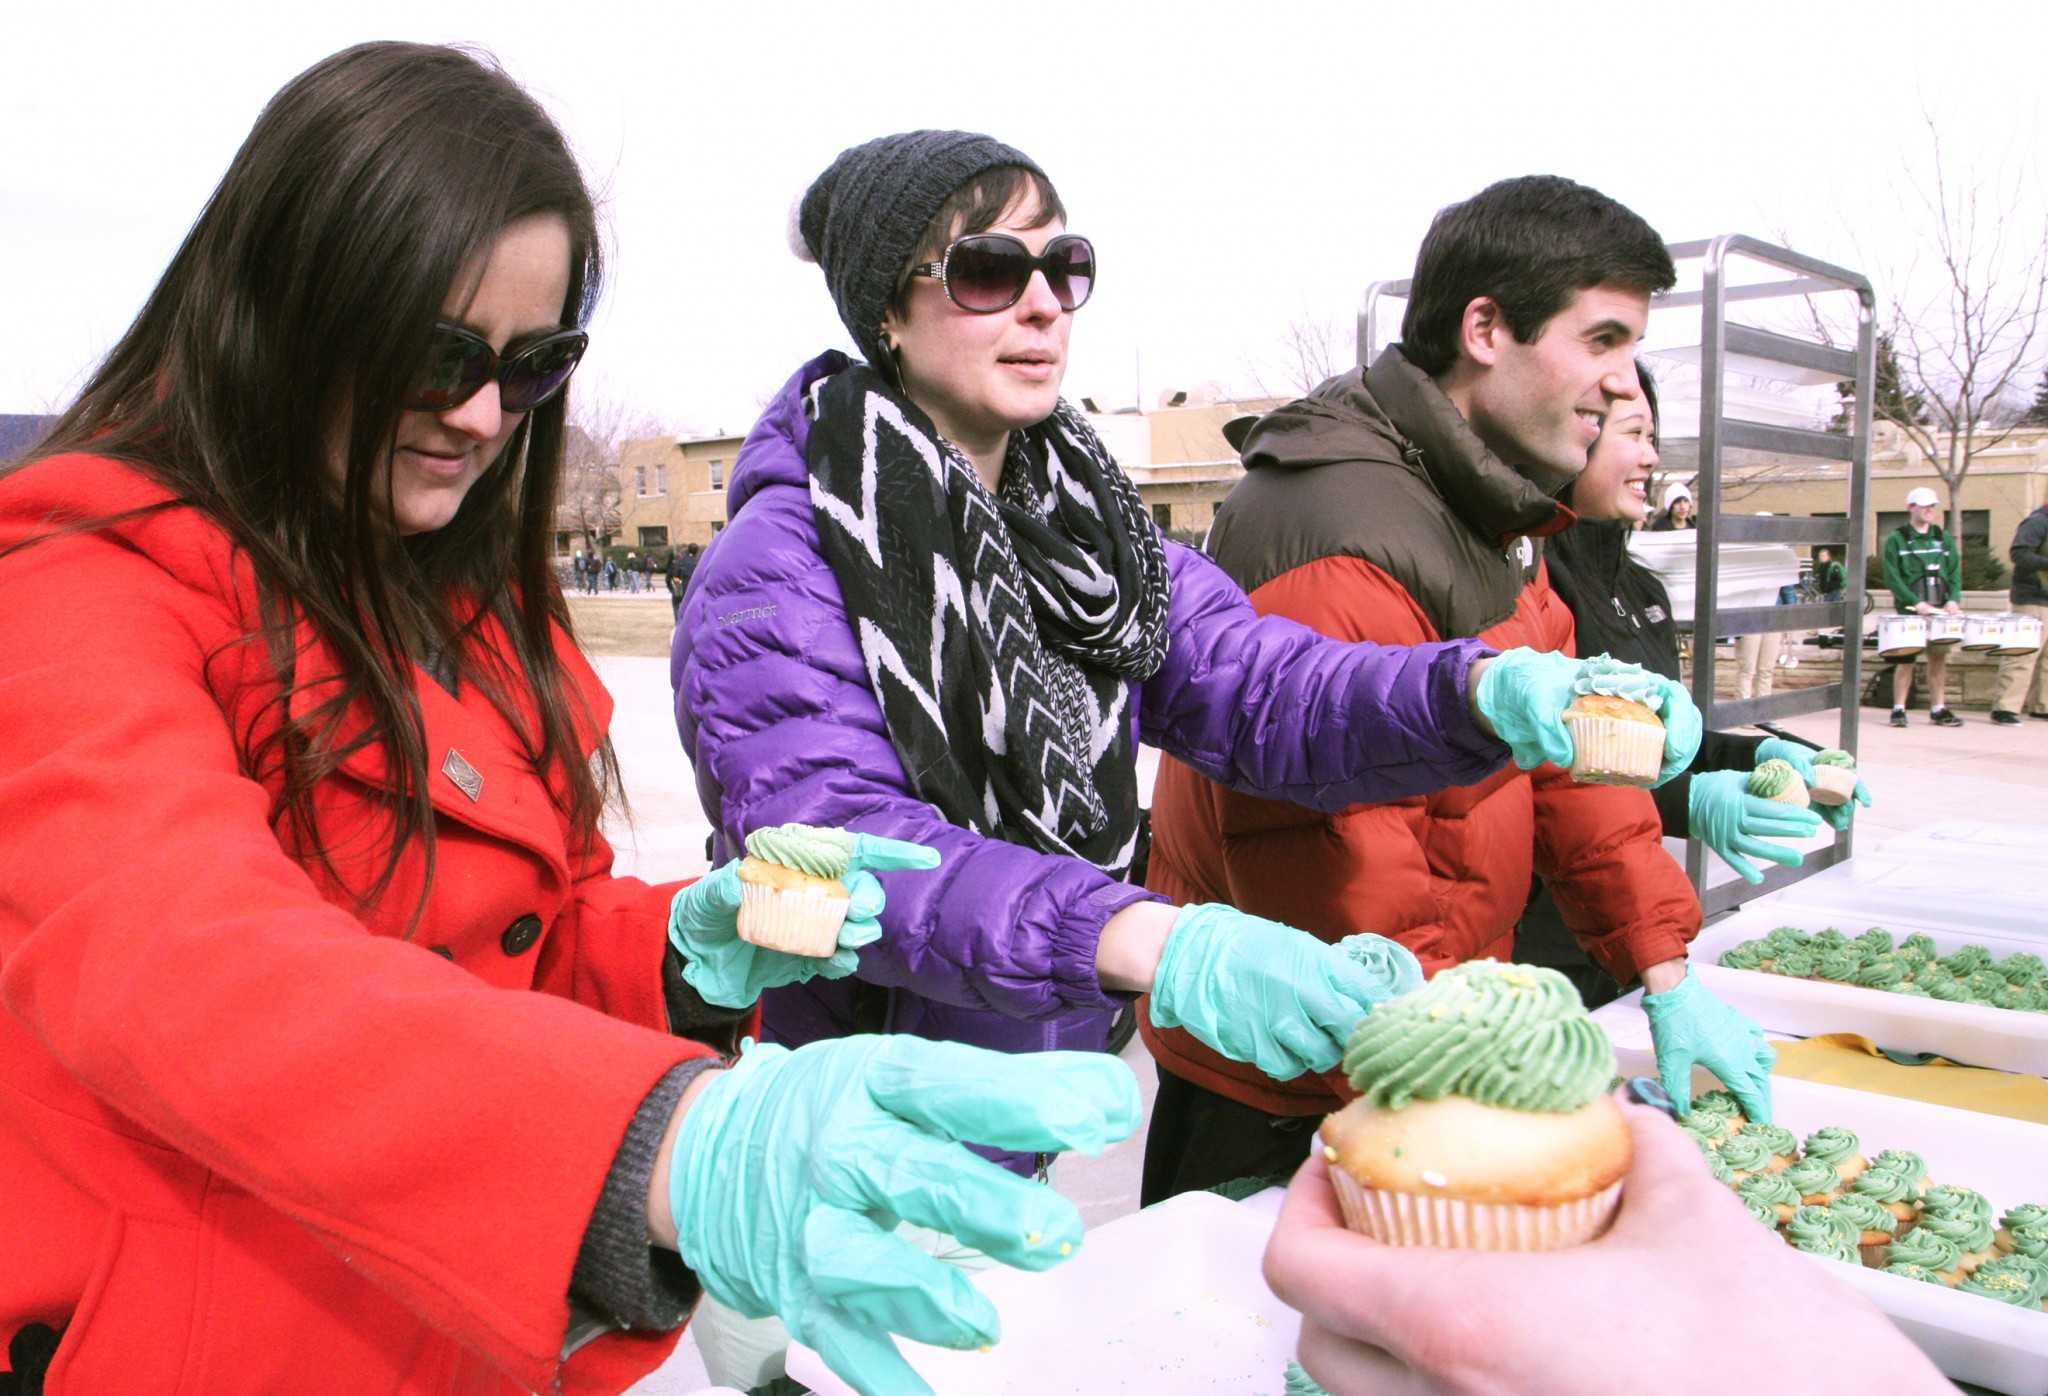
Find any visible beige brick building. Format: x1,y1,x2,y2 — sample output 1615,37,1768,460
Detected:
610,430,750,553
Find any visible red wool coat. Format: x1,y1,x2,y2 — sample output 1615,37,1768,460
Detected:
0,455,714,1394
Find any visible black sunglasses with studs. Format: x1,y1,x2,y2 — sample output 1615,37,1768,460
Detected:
405,323,590,414
909,233,1096,314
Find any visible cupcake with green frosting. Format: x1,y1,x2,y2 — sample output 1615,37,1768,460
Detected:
1781,1154,1844,1206
1801,1126,1867,1185
1808,749,1859,806
1882,1261,1950,1287
1899,932,1939,960
1814,948,1862,983
1737,1169,1804,1225
1746,758,1810,810
1321,960,1630,1251
1718,939,1772,972
1784,1204,1860,1264
1888,1225,1964,1283
1998,952,2043,987
1941,945,1993,976
735,823,859,956
1852,926,1894,960
1740,1122,1799,1171
1849,1158,1924,1226
1829,1192,1901,1266
1773,947,1818,980
1914,1206,1996,1272
1740,1191,1782,1230
1957,1254,2048,1307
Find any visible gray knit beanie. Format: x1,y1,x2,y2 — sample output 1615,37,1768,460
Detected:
790,130,1047,378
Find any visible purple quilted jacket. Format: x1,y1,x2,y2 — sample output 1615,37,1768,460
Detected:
671,354,1507,1089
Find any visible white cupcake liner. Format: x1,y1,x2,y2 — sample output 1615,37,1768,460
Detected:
737,881,849,957
1565,715,1664,787
1326,1162,1624,1251
1808,764,1858,807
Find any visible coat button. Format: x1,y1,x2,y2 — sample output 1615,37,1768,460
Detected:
429,945,455,960
500,914,542,956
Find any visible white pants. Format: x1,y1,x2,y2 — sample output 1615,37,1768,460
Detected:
1735,631,1784,700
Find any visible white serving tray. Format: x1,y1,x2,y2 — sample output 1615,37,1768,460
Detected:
786,1189,1301,1395
1679,903,2048,1077
1766,834,2048,944
1594,1056,2048,1393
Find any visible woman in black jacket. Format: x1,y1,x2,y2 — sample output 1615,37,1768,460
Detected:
1518,366,1861,1004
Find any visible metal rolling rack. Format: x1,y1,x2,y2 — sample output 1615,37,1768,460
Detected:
1360,236,1877,917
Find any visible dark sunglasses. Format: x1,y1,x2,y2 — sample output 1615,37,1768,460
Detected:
406,323,589,413
909,233,1096,314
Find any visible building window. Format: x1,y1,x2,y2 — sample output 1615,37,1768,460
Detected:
709,459,725,491
639,526,669,548
635,465,648,496
655,462,668,494
712,521,724,533
1151,503,1172,529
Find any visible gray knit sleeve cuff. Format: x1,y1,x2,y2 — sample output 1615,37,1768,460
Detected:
569,1057,724,1330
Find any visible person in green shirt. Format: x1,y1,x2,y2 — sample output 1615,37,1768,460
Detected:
1812,545,1847,601
1882,486,1964,727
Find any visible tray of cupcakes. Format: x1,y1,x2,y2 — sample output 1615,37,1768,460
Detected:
1680,906,2048,1077
1607,1063,2048,1393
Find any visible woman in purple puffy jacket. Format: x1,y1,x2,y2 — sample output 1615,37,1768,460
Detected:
669,131,1633,1150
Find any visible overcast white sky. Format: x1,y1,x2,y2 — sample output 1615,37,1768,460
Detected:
6,0,2044,437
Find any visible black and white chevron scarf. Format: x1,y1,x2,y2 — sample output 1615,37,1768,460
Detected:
805,361,1171,874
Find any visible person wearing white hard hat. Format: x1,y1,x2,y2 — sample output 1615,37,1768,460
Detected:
1882,486,1964,727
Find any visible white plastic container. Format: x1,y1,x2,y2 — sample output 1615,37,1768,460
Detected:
1586,1064,2048,1396
1683,904,2048,1076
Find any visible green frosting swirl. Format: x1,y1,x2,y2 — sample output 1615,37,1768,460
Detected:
1765,926,1813,952
1966,969,2008,1001
1888,1226,1961,1272
1926,977,1974,1004
1701,1147,1735,1185
1916,1208,1993,1252
1830,1192,1899,1238
2002,1203,2048,1232
1894,947,1929,973
1781,1155,1842,1199
1922,1183,1988,1220
1802,1127,1861,1169
2004,1223,2048,1260
1811,748,1857,769
1815,949,1862,983
1742,1123,1798,1159
1718,1133,1774,1173
1283,1361,1332,1396
1338,961,1613,1113
1890,981,1932,998
1812,928,1851,952
1692,1089,1745,1120
1999,952,2043,986
1959,1255,2048,1306
1871,1150,1928,1185
1941,946,1993,975
1681,1110,1734,1144
742,823,856,880
1883,1262,1948,1286
1742,1193,1781,1229
1569,654,1662,703
1785,1205,1860,1262
1746,758,1804,800
1774,948,1818,979
1334,933,1426,1000
1719,940,1771,971
1853,927,1895,958
1899,932,1939,959
1737,1171,1801,1213
1849,1162,1921,1207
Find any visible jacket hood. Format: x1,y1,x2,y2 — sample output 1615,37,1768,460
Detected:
1237,347,1570,544
728,350,849,515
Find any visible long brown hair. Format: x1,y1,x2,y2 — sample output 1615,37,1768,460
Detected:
14,42,619,929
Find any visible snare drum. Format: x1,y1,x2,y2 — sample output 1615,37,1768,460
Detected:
1992,613,2043,657
1925,613,1966,646
1877,613,1928,660
1962,613,2008,652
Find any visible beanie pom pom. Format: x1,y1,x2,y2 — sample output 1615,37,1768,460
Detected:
786,191,817,264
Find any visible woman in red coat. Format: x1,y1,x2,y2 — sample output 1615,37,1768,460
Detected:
0,43,1133,1396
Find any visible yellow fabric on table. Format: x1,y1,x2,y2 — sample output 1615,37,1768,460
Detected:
1771,1033,2048,1124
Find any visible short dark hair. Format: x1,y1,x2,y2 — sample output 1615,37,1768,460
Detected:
1637,358,1661,447
887,164,1066,317
1400,175,1675,376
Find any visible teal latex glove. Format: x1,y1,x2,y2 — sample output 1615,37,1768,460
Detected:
1752,737,1818,784
1642,967,1777,1122
669,1036,1140,1396
1473,649,1703,785
1148,904,1422,1080
1687,769,1822,884
668,834,940,1009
